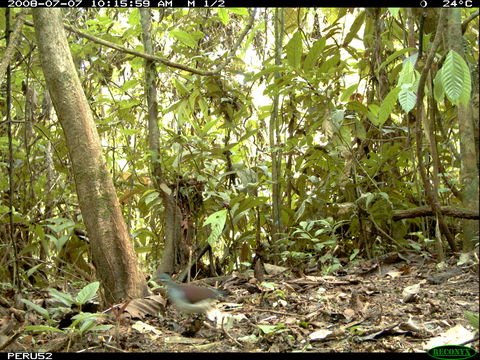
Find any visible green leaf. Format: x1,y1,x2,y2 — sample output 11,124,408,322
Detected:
217,8,229,25
343,11,365,46
378,87,400,126
21,299,49,319
350,248,360,261
26,263,45,278
45,234,69,253
294,200,306,222
465,311,479,330
121,79,138,91
377,48,416,75
352,121,366,140
25,325,64,333
398,61,415,86
89,324,114,332
76,281,100,305
144,190,160,206
49,288,75,307
119,128,140,136
459,60,472,106
174,79,190,96
286,31,303,69
318,54,340,74
127,10,140,26
203,209,227,246
257,324,278,334
251,65,286,82
336,9,348,21
170,29,197,49
341,84,358,103
257,324,286,334
404,53,418,67
442,50,471,106
367,104,380,126
229,8,249,16
259,281,277,290
46,218,75,235
71,312,106,322
346,101,368,114
433,68,444,103
303,37,326,72
201,119,218,136
398,85,417,113
363,192,374,209
70,312,107,332
388,8,400,18
79,319,97,334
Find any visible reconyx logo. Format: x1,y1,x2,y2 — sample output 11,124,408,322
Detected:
428,345,478,360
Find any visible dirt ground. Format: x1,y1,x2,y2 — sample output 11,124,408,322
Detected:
1,251,479,353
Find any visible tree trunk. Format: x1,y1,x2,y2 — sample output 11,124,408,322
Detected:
139,9,183,275
32,9,149,303
414,9,457,252
270,9,284,243
446,9,480,251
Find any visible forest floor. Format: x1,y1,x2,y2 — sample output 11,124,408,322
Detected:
1,250,479,353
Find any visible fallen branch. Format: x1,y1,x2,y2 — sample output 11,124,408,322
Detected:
393,206,479,221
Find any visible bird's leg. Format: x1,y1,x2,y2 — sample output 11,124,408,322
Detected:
179,316,204,337
179,314,204,327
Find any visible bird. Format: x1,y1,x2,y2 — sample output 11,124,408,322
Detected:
156,273,225,315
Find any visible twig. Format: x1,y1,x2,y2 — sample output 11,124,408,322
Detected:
25,9,257,77
221,317,242,347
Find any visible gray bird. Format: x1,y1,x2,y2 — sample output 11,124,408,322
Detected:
156,273,225,315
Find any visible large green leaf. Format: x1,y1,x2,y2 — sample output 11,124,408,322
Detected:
303,38,326,72
378,87,401,126
170,29,197,49
25,325,64,333
352,120,366,140
398,61,415,86
441,50,471,106
233,196,266,217
286,31,303,69
343,11,365,46
347,101,368,114
377,48,416,75
49,288,75,307
398,84,417,113
367,104,380,126
217,8,229,25
76,281,100,305
318,54,340,74
46,217,75,235
21,299,49,319
459,59,472,106
204,209,227,246
341,84,358,103
46,234,69,253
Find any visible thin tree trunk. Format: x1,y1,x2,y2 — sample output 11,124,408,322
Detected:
270,8,284,242
139,9,183,275
446,9,479,251
414,9,457,252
